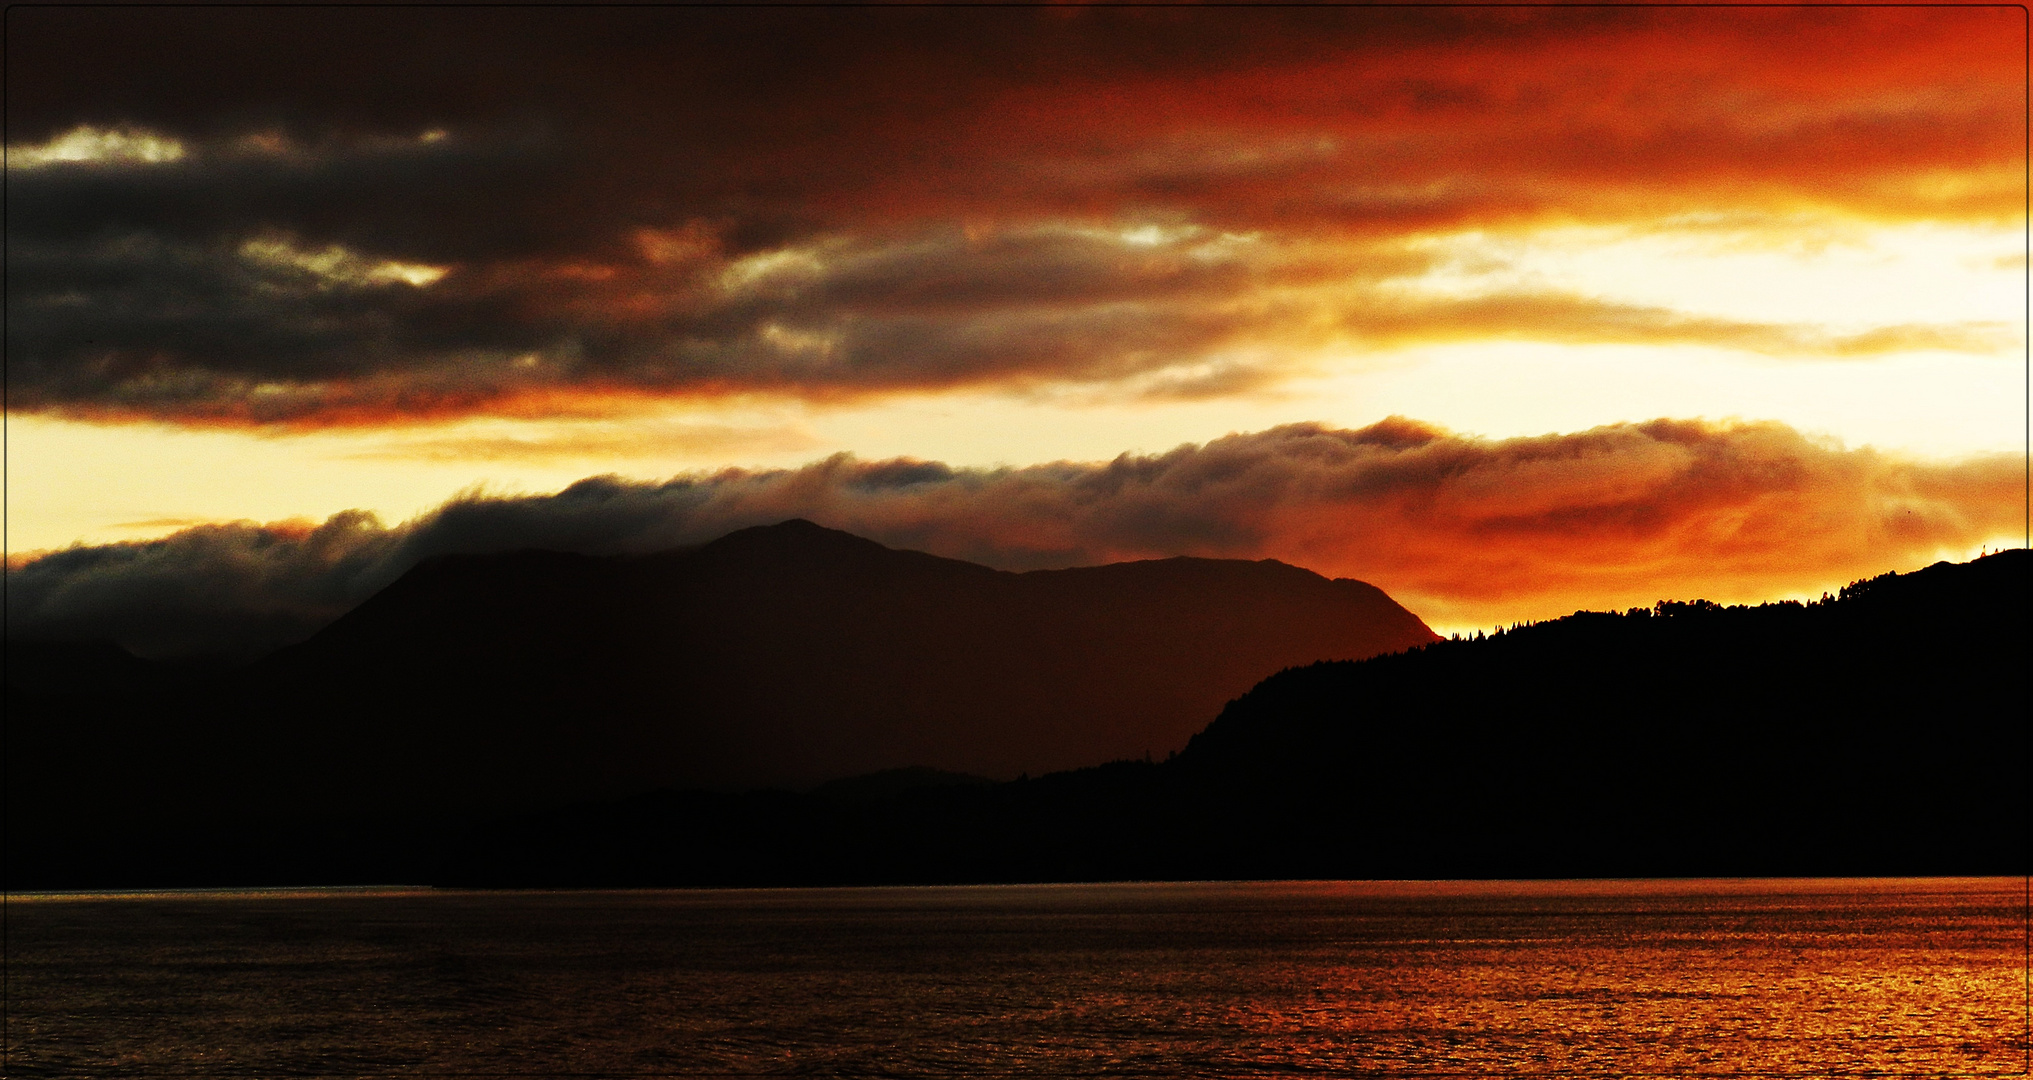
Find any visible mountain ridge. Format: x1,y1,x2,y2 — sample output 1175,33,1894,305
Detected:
439,548,2029,887
8,519,1441,888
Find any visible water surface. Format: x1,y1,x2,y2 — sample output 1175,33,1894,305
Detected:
8,877,2024,1076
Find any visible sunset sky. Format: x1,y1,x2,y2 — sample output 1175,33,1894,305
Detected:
6,4,2025,652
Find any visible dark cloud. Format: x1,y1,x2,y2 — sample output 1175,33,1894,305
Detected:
6,6,2019,425
14,216,1999,427
10,418,2018,657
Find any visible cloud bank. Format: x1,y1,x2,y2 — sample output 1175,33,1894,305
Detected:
8,6,2019,426
11,418,2019,658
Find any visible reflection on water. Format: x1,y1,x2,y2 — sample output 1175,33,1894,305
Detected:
7,878,2025,1076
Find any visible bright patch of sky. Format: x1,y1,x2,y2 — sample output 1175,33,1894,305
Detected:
8,217,2022,557
1399,221,2022,341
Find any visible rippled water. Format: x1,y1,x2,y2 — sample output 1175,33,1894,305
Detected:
7,878,2025,1076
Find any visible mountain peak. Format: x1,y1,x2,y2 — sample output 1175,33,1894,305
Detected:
754,517,831,534
706,517,890,552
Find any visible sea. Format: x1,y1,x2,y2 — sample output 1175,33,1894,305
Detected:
6,877,2024,1077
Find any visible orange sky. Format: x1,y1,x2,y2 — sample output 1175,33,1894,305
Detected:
5,5,2025,650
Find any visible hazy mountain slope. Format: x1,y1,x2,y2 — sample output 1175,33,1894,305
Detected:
440,549,2028,886
234,518,1436,794
8,519,1437,887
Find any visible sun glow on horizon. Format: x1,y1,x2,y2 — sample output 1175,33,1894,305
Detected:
5,5,2024,646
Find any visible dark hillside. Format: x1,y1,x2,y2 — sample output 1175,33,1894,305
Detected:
7,520,1437,888
1159,549,2028,878
440,550,2028,886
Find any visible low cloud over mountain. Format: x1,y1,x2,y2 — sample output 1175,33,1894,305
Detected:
10,418,2015,658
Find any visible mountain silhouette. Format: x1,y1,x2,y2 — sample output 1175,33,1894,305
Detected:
8,519,1436,887
437,549,2028,887
16,535,2020,890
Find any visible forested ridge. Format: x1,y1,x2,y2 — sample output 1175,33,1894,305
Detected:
440,550,2027,886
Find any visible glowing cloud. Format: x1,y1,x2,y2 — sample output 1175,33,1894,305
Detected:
9,124,186,168
239,236,449,290
10,419,2017,656
3,6,2018,426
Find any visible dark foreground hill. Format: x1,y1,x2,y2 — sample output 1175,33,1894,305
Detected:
439,549,2029,886
7,520,1436,888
